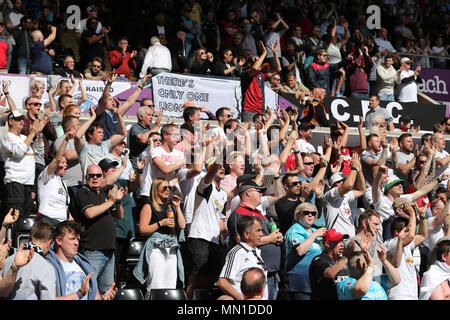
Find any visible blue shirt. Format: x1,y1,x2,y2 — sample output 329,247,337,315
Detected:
31,41,52,74
284,223,322,293
337,275,389,300
98,109,118,141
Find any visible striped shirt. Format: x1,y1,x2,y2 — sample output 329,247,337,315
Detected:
219,242,268,300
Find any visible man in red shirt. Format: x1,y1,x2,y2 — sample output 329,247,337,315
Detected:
240,41,281,122
109,37,137,79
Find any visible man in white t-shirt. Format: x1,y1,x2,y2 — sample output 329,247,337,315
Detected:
150,124,185,187
323,153,366,238
37,129,74,226
395,57,423,103
0,111,45,219
384,201,428,300
427,198,448,253
296,122,316,154
432,132,450,188
46,221,117,300
185,156,228,299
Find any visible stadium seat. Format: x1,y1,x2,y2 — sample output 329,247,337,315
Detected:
126,238,145,263
149,288,187,300
192,288,224,300
115,288,144,300
15,217,36,248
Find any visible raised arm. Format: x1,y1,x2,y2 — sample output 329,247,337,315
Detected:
117,74,152,116
96,73,117,117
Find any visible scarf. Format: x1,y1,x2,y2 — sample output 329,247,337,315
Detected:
23,242,45,258
419,260,450,300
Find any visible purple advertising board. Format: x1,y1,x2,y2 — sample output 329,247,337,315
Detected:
418,67,450,104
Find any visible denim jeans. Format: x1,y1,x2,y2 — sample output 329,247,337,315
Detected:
267,273,279,300
241,110,256,122
17,58,31,74
378,92,395,102
83,250,115,295
351,92,369,100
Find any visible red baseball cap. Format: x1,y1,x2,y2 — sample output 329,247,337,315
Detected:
323,229,349,243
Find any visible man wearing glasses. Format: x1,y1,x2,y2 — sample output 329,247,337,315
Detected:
84,57,108,80
226,181,283,300
54,55,82,78
21,96,57,200
0,110,46,220
70,164,125,296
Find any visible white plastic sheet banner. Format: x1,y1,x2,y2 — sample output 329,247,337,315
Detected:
152,72,278,119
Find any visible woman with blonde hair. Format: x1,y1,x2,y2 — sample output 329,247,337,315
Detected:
284,202,327,300
134,178,186,299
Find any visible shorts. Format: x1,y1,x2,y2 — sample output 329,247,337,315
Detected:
185,238,222,277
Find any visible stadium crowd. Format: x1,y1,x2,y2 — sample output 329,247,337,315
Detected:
0,0,448,301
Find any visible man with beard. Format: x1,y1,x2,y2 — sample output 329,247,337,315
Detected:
395,133,417,186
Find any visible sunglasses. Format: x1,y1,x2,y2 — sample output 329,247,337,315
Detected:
302,211,318,216
145,104,155,107
28,102,42,107
288,181,301,187
161,185,172,192
92,64,102,68
272,78,281,81
199,52,206,55
153,138,162,142
223,114,232,118
87,173,102,179
303,162,314,166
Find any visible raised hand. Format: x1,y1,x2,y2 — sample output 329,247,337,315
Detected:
102,282,118,300
0,238,11,270
80,272,94,297
14,243,34,268
3,208,19,226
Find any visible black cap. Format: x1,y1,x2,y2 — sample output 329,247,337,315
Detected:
98,158,119,172
298,122,316,131
399,115,412,123
238,181,267,194
236,174,257,186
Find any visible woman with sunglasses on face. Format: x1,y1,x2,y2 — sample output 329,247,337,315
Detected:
135,178,186,299
189,48,214,75
284,202,327,300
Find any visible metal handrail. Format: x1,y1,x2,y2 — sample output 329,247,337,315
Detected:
398,51,450,61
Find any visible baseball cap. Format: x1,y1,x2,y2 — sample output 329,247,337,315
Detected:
236,173,257,186
87,5,97,12
323,229,349,243
329,172,347,187
8,110,24,121
399,115,412,123
400,57,412,64
298,122,316,131
98,158,119,172
238,181,267,195
383,175,404,191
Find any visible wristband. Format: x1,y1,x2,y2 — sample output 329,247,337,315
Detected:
4,92,9,95
76,290,83,300
11,262,20,272
157,221,161,228
294,151,300,155
139,86,144,90
351,167,358,171
273,176,280,180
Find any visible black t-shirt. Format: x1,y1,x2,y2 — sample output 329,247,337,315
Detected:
309,252,349,300
275,197,303,235
149,201,177,236
71,185,116,251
